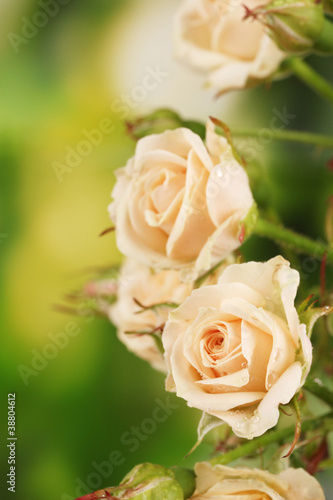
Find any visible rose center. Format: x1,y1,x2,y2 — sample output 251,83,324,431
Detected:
202,327,227,364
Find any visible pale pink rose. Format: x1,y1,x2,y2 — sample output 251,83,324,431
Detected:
109,122,254,280
163,256,312,438
174,0,286,93
108,259,193,372
192,462,325,499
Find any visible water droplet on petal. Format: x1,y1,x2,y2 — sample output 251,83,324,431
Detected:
272,348,281,363
267,372,278,389
180,267,197,283
241,361,248,369
215,166,224,179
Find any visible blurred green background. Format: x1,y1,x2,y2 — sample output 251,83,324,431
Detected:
1,1,333,499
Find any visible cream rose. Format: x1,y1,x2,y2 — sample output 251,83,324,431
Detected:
174,0,287,93
192,462,325,499
108,259,193,372
163,256,312,438
109,122,254,280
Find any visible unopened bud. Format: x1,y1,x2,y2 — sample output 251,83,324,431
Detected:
244,0,325,53
171,467,196,499
126,109,205,140
75,463,193,499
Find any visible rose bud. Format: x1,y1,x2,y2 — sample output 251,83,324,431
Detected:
163,256,313,439
126,109,206,141
109,121,255,281
126,109,183,141
75,463,195,500
245,0,333,54
192,462,325,499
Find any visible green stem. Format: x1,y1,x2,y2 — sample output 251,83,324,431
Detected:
253,218,333,265
231,128,333,149
194,260,225,288
304,379,333,407
284,57,333,106
210,412,333,466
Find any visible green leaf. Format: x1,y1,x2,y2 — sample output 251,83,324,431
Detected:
187,412,225,455
299,303,333,338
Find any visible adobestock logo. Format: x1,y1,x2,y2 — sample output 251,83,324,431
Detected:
7,0,72,54
52,64,169,183
61,396,179,500
17,307,95,386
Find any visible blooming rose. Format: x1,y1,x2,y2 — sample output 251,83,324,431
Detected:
108,259,193,372
163,256,312,438
109,122,254,280
174,0,286,93
192,462,325,499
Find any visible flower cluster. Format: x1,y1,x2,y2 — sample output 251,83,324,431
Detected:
104,121,312,439
72,0,333,497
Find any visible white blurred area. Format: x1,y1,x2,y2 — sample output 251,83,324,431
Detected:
103,0,238,122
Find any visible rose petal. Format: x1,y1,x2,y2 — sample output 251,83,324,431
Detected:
195,368,250,389
134,128,206,162
194,462,288,499
167,149,216,260
228,362,302,438
279,468,325,500
206,160,254,227
218,256,297,322
195,209,250,273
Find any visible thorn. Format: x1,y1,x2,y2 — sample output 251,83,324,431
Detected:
283,420,301,458
99,227,115,237
242,3,256,20
124,324,165,336
238,223,246,244
298,293,315,315
283,397,301,458
133,297,146,309
280,407,293,417
209,116,230,135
